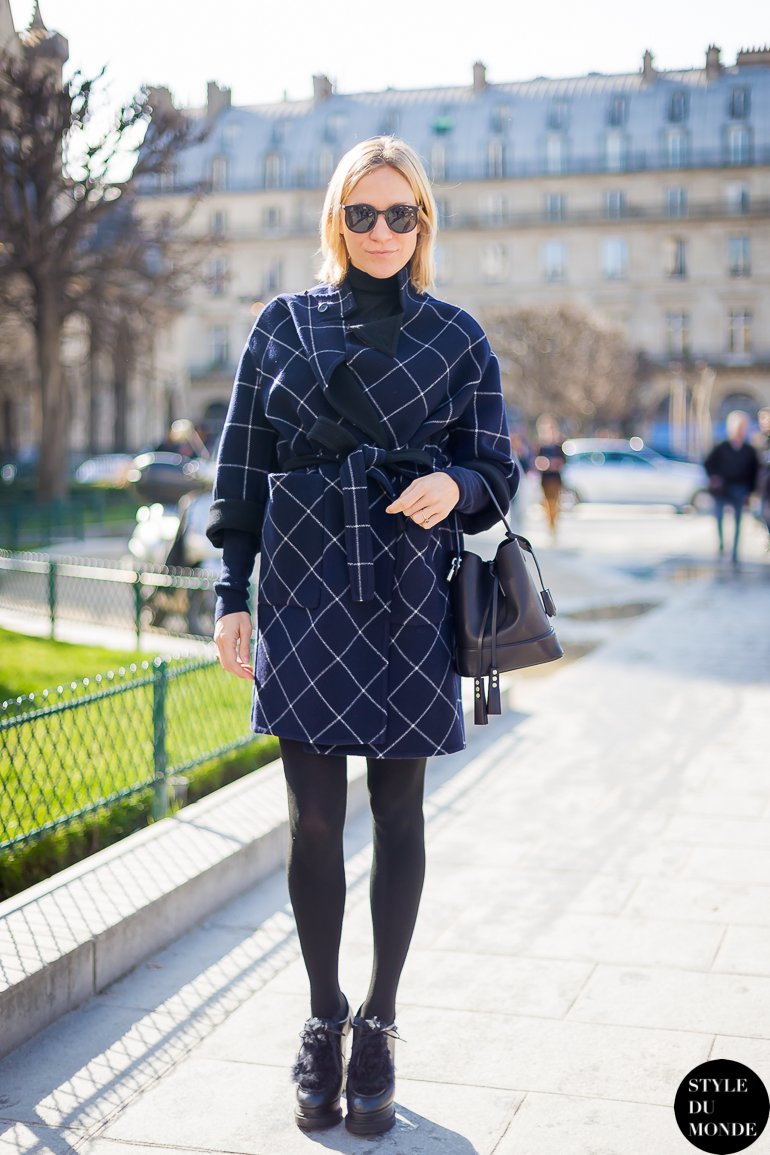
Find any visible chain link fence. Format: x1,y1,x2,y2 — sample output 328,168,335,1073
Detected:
0,656,259,852
0,550,219,641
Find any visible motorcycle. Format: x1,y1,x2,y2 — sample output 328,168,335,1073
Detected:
126,452,220,636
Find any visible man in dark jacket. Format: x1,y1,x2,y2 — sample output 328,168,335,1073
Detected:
704,410,759,565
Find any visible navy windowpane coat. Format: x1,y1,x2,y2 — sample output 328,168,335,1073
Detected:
207,267,517,759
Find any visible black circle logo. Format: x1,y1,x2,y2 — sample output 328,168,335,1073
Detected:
675,1059,769,1153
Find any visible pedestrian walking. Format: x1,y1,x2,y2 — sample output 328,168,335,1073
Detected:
754,406,770,542
704,409,759,566
534,414,566,538
207,137,517,1135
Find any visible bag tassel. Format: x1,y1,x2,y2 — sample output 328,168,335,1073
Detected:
474,677,488,725
486,667,502,715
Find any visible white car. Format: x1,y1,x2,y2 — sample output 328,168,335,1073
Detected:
561,439,709,512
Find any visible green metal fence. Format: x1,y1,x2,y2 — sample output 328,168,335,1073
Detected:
0,550,217,641
0,491,138,550
0,656,258,852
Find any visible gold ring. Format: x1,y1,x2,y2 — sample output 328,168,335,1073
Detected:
422,514,430,525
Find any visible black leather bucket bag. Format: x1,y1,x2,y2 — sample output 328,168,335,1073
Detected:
450,478,563,724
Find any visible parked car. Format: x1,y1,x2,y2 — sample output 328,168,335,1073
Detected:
561,439,710,512
126,451,216,505
74,453,135,487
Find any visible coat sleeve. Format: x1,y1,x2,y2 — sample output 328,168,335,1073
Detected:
445,346,519,534
206,331,279,550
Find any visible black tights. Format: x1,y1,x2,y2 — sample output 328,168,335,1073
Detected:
280,737,426,1024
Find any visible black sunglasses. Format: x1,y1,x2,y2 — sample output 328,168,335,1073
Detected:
342,203,420,234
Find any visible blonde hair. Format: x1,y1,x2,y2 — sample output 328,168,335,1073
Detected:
318,136,437,293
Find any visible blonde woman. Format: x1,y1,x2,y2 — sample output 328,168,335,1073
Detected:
208,137,517,1135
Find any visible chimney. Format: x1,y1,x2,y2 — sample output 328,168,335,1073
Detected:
148,85,175,115
207,80,232,119
736,45,770,67
473,61,487,94
642,49,656,83
313,74,333,102
705,44,722,79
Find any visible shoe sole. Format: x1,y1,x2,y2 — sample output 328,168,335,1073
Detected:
294,1106,343,1131
345,1103,396,1135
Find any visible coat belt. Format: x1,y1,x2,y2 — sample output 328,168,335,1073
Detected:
284,419,443,602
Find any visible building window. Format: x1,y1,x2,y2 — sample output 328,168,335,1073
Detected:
545,134,566,175
665,130,688,168
263,205,282,230
264,152,283,189
726,182,750,214
210,326,229,367
668,90,688,123
726,125,751,165
323,114,345,143
270,121,286,146
543,240,566,282
380,108,399,135
434,244,451,286
545,193,566,221
210,209,227,237
666,312,690,358
605,131,627,172
728,236,751,277
430,143,447,181
490,104,511,133
547,98,569,130
485,194,509,225
605,190,626,219
263,261,282,295
211,156,228,192
482,243,509,283
206,257,228,297
607,95,627,127
487,140,504,178
602,237,628,280
318,149,335,182
665,237,687,278
727,311,752,355
729,87,750,119
666,187,688,218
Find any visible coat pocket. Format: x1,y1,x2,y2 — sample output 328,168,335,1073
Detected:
258,471,326,608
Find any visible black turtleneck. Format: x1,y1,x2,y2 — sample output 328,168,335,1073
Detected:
346,265,404,358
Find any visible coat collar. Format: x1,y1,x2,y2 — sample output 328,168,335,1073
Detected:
289,266,424,392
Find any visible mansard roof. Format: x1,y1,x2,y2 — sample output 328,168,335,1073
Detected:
160,50,770,192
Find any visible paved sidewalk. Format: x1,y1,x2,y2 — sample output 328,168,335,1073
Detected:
1,570,769,1155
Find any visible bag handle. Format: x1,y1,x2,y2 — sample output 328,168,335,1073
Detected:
452,473,556,615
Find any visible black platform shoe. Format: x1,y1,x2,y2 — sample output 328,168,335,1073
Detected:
344,1009,400,1135
291,1000,351,1131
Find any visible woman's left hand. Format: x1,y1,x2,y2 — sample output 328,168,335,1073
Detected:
385,472,460,529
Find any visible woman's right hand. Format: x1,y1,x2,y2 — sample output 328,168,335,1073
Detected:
214,611,254,679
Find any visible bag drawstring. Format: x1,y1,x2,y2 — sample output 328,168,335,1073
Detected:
487,575,502,716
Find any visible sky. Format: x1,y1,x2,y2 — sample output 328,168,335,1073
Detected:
7,0,770,111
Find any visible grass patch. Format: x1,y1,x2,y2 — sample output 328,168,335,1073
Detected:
0,737,280,902
0,626,153,703
0,627,267,856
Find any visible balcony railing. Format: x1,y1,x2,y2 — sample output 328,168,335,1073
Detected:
140,145,770,199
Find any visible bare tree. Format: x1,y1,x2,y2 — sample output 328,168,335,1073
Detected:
482,303,638,433
0,48,203,498
74,199,209,451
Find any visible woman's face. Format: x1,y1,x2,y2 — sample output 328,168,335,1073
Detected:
340,165,420,280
